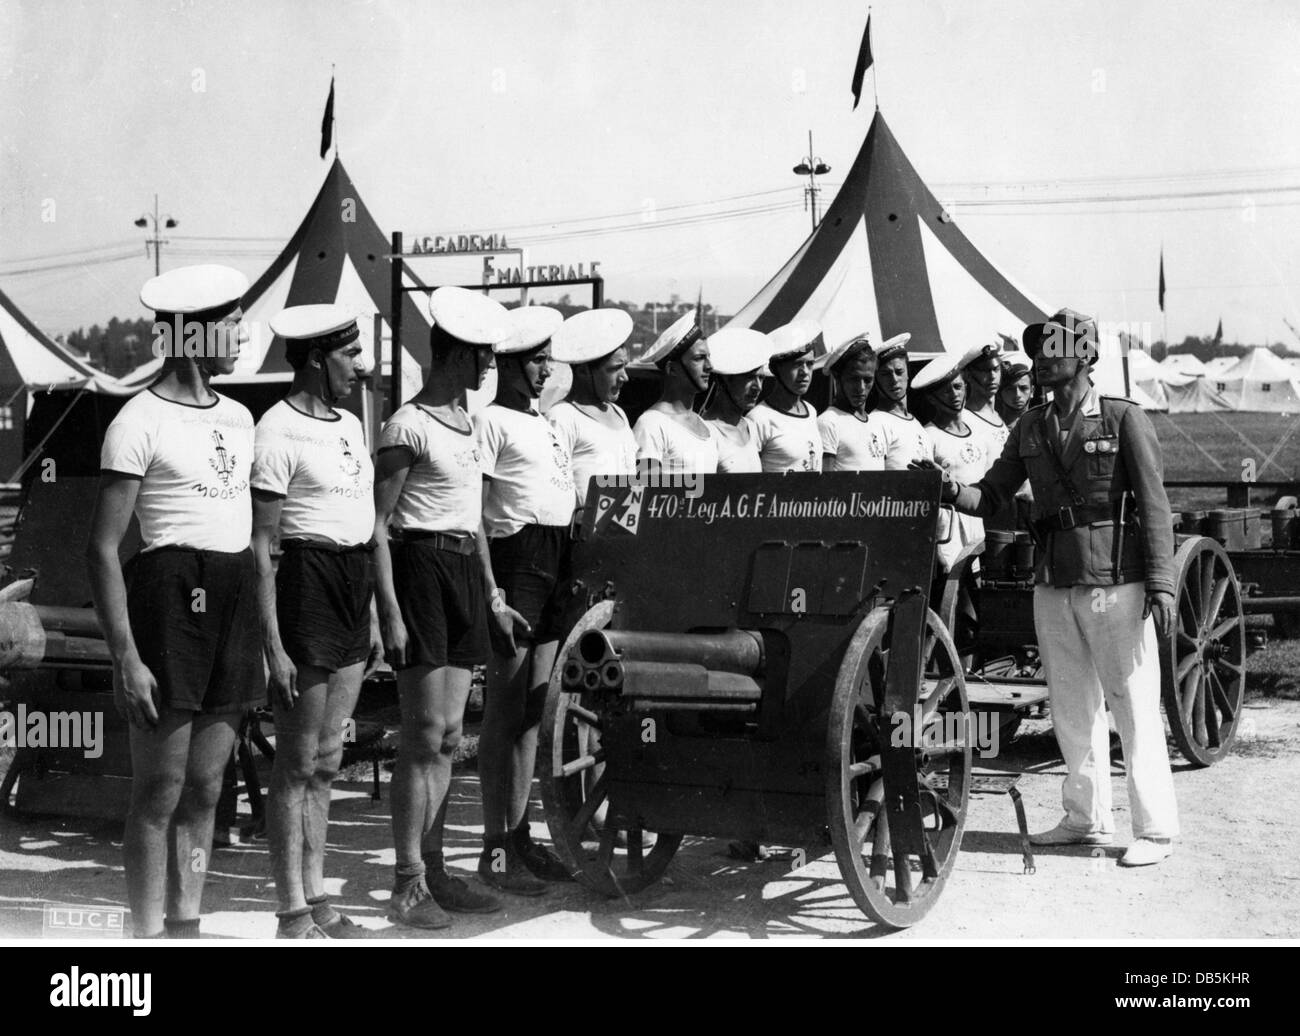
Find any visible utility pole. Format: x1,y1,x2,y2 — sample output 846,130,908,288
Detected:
793,131,831,233
134,194,178,276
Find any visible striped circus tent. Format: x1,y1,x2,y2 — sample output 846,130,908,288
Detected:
726,112,1053,360
228,157,431,404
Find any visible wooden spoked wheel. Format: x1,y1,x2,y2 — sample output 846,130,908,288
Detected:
827,605,972,928
539,602,682,897
1160,536,1246,767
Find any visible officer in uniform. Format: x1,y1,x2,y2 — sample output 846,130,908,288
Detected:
923,309,1179,867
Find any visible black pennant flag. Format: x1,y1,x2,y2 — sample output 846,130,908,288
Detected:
1158,249,1166,312
320,76,335,159
851,12,873,110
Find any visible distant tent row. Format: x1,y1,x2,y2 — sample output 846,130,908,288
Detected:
1122,348,1300,413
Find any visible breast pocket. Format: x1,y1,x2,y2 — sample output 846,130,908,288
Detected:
1084,434,1119,480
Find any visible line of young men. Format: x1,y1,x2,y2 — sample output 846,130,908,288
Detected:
626,308,1025,497
88,264,660,937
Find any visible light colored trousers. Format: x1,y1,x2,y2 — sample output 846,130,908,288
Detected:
1033,581,1180,840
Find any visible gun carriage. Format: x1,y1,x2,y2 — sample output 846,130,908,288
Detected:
541,469,970,927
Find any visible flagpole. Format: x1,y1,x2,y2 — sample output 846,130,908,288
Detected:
871,7,879,111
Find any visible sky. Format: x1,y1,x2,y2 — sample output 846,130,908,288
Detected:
2,0,1299,346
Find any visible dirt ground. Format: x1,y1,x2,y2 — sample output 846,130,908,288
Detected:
1,695,1297,941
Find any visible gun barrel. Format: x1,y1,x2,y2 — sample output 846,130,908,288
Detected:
578,629,764,677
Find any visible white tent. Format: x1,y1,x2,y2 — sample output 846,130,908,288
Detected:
1203,356,1238,378
1126,349,1169,409
1162,353,1207,378
1213,348,1300,412
1163,371,1234,413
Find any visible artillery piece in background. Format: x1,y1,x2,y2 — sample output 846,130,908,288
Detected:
541,470,971,928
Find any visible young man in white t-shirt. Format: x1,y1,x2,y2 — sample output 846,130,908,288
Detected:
475,305,580,896
701,327,769,473
632,309,719,475
373,287,528,928
251,304,382,939
962,342,1011,457
869,337,934,470
914,353,991,663
750,320,823,473
816,332,910,471
548,309,638,512
87,264,262,939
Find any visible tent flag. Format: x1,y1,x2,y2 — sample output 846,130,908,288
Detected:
1214,317,1223,345
1158,248,1166,312
851,11,873,110
320,76,335,159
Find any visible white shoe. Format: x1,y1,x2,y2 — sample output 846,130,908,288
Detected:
1028,823,1113,847
1119,838,1173,867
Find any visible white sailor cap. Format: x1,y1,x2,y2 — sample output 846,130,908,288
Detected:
816,331,910,373
497,306,563,355
428,285,512,347
551,309,635,365
270,303,359,347
707,328,771,377
766,320,822,363
911,354,964,392
959,342,1003,370
1000,349,1033,374
635,309,702,367
140,264,248,316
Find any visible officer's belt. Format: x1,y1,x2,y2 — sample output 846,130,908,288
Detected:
1032,498,1132,536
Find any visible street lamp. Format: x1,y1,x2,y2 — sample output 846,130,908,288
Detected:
134,194,178,276
793,130,831,233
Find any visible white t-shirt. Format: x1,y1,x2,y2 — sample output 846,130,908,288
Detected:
475,403,576,538
966,406,1010,462
633,408,719,474
872,409,934,471
818,407,888,472
378,403,482,534
750,402,823,473
252,400,375,547
707,415,762,473
547,400,637,509
928,422,993,571
101,388,254,553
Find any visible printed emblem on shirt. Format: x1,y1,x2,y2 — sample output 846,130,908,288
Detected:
194,428,249,499
339,437,363,482
210,430,236,485
959,441,983,465
868,432,886,458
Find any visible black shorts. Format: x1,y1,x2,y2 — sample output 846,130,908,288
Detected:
126,546,266,715
391,538,487,670
276,542,375,672
488,524,572,645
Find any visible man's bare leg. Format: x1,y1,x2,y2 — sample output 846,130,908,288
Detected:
163,711,239,930
124,709,194,938
481,645,529,839
268,666,330,918
506,640,558,830
388,664,472,926
301,662,365,901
